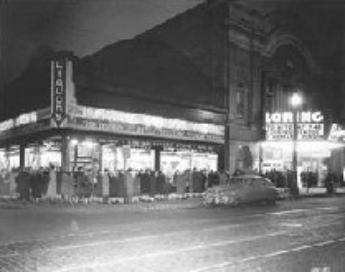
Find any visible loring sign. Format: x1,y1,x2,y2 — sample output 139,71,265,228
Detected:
265,111,324,141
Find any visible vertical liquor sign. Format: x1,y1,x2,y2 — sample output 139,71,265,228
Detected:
51,59,67,127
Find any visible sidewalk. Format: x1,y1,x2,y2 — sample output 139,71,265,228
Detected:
0,194,204,211
299,187,327,196
299,187,345,196
2,187,345,211
277,187,345,199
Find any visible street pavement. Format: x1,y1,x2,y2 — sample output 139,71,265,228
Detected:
0,196,345,272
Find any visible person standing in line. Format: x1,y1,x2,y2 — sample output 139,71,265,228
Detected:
108,170,117,197
3,169,10,195
219,169,228,186
179,170,189,194
30,170,41,199
192,168,199,193
172,170,178,194
45,164,57,199
60,171,74,201
94,170,103,197
207,170,215,188
118,170,126,198
200,169,207,192
16,168,31,201
141,169,150,195
156,170,165,195
9,168,19,196
125,169,134,203
134,170,141,196
149,171,157,197
325,172,335,195
185,169,193,193
0,169,7,195
102,169,110,199
174,170,183,194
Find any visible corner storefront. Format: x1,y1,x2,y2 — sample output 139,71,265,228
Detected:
0,58,225,179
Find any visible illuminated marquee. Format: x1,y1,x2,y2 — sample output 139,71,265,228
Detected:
265,111,324,141
0,111,37,133
15,111,37,126
0,119,14,132
66,104,224,143
69,105,224,136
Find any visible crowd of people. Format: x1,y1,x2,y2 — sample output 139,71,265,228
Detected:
0,166,231,202
0,166,57,201
72,167,230,200
0,165,344,202
263,168,344,190
263,169,288,188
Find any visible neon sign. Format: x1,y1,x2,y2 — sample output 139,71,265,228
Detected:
51,59,67,127
265,111,324,123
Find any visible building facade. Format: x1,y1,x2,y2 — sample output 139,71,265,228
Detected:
0,0,344,179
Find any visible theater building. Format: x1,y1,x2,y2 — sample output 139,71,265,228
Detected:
262,110,344,187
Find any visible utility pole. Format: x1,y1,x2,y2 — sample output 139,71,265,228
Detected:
290,92,302,196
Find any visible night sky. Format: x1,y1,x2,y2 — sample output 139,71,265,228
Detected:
1,0,201,84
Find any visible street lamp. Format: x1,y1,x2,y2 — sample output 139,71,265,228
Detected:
290,93,303,108
290,92,303,196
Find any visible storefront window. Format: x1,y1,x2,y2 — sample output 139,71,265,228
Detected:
161,151,191,177
117,147,154,171
25,143,61,169
0,149,19,170
161,150,217,178
191,153,217,171
70,139,99,171
75,139,218,174
25,146,41,169
102,144,117,171
0,151,6,169
41,149,61,168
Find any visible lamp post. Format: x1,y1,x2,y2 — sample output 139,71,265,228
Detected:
224,2,232,173
290,92,303,196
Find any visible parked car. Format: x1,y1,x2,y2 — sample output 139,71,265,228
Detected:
204,174,279,206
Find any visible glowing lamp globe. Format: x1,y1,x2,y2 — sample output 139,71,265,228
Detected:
290,93,303,108
70,139,78,146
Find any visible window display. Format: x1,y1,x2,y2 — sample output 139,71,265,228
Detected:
161,150,217,178
0,149,19,170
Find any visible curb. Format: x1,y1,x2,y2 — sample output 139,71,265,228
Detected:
0,194,204,211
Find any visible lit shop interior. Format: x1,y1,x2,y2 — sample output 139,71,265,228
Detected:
0,137,219,178
0,106,223,179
